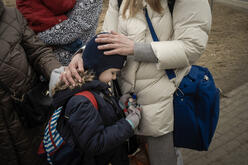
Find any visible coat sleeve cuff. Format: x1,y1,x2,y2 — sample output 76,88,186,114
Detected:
73,45,86,56
151,41,190,69
134,43,158,63
126,119,135,129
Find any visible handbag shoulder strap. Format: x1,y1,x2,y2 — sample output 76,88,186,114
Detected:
75,91,98,110
144,7,176,80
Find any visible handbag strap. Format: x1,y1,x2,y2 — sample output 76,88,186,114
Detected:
144,7,176,80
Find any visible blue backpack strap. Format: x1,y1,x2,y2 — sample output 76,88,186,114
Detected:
144,7,176,79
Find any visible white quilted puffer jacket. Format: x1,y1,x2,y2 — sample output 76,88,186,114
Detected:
103,0,212,137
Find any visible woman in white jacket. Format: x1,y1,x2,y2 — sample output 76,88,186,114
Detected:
95,0,212,164
64,0,212,164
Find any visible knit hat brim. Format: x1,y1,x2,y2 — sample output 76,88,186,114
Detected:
83,33,126,77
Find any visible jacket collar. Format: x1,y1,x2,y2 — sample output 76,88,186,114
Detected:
0,0,4,17
52,80,110,108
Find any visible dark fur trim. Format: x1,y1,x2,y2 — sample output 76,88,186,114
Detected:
0,0,4,17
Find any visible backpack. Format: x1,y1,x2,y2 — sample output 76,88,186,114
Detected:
38,91,98,165
117,0,176,14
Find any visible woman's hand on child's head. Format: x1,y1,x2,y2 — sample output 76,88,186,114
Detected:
60,53,84,86
95,31,134,56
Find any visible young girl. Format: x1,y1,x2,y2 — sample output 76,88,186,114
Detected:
40,35,141,165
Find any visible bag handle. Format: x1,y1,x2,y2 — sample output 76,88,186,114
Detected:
144,7,176,80
75,91,98,110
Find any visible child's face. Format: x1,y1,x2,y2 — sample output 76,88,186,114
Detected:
98,68,120,83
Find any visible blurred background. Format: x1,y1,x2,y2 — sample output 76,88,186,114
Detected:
2,0,248,165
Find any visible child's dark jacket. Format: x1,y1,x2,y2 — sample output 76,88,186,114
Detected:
51,80,133,165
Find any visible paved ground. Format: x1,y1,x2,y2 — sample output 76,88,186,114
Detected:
181,82,248,165
216,0,248,11
181,2,248,164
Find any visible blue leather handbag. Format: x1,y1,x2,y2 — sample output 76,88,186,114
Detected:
172,65,220,150
144,7,220,151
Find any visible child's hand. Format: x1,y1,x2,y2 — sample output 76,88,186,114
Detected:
119,94,132,111
119,93,140,117
119,94,132,105
125,105,142,130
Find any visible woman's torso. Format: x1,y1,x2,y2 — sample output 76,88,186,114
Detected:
117,0,176,136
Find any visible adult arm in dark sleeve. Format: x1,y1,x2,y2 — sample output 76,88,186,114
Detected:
66,96,133,156
16,9,61,79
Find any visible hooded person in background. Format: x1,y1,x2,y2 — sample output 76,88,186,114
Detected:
0,1,62,164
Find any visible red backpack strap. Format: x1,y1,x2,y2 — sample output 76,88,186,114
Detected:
75,91,98,110
37,141,45,155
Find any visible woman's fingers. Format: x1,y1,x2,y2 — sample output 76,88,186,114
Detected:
65,67,76,86
95,36,117,44
110,31,119,35
97,32,114,38
69,64,81,83
60,53,85,87
77,58,84,72
72,53,84,72
69,53,84,82
98,43,118,50
60,68,69,86
104,48,122,55
96,32,134,55
61,67,76,86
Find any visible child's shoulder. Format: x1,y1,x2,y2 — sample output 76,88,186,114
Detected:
65,91,99,111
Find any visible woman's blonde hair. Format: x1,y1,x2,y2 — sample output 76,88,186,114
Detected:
51,71,95,96
122,0,163,18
